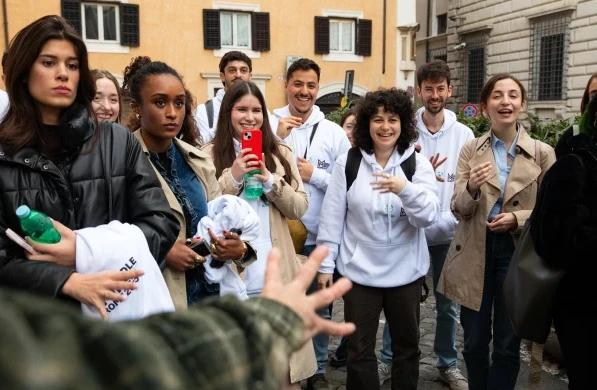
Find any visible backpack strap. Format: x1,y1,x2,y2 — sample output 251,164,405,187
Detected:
401,151,416,182
205,99,214,129
345,147,362,192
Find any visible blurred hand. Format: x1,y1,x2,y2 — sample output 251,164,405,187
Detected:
317,273,333,290
261,246,355,343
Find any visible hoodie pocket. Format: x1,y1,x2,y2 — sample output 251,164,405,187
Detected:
348,240,421,279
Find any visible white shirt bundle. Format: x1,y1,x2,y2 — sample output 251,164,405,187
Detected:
75,221,175,321
196,194,260,300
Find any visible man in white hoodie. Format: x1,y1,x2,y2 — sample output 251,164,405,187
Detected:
194,51,252,144
377,60,473,390
270,58,351,390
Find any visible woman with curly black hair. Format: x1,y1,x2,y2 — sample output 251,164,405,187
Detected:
317,88,440,390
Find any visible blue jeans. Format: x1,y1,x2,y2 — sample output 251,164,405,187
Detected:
460,229,520,390
380,244,459,370
304,244,331,374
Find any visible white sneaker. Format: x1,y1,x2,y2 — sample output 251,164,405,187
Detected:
377,359,391,385
438,367,468,390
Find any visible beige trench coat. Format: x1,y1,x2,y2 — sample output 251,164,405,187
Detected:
202,142,317,383
134,130,222,311
436,127,555,311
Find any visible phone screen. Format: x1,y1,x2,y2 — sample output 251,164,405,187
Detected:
188,239,212,257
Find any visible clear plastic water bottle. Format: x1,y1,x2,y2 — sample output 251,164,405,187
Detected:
15,205,61,244
244,172,263,199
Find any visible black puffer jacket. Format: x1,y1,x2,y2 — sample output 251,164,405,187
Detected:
0,106,179,297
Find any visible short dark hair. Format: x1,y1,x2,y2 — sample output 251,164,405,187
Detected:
417,60,451,87
353,88,418,155
286,58,321,82
219,51,252,73
479,73,527,116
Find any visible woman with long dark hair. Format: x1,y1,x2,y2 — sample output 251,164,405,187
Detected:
123,56,254,309
203,80,315,385
0,16,178,318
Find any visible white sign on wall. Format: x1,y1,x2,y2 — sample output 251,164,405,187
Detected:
286,56,302,71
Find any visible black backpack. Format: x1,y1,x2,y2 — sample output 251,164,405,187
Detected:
345,147,416,191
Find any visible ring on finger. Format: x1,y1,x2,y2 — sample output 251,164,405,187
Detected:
194,255,202,265
214,237,221,246
211,243,217,253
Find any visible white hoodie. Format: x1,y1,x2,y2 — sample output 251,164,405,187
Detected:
415,108,474,246
271,105,351,245
317,146,440,288
194,88,225,144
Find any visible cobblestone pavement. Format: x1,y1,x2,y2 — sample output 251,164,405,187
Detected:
302,274,569,390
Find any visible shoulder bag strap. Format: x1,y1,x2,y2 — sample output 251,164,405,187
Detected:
205,99,214,129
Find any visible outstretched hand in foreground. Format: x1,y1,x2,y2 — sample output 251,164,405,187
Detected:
261,246,355,343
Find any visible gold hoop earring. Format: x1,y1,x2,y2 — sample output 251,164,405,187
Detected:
136,114,140,119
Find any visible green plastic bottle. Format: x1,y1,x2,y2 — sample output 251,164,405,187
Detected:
244,171,263,199
15,205,61,244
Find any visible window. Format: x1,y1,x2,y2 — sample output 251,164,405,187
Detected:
82,2,118,43
314,15,372,61
220,11,251,49
437,14,447,35
427,47,447,63
329,19,355,53
61,0,139,52
459,32,487,104
203,8,270,54
529,13,571,101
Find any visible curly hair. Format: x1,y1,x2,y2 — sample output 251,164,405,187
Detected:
352,88,418,154
122,56,200,145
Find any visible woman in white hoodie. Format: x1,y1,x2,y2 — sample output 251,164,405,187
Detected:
317,88,440,390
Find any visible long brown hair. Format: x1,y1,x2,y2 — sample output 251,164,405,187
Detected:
92,69,122,123
212,80,292,183
0,15,95,152
122,56,199,146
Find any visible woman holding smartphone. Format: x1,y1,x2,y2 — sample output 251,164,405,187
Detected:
203,80,315,385
0,16,178,319
123,56,254,309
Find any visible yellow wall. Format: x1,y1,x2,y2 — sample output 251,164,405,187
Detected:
2,0,399,108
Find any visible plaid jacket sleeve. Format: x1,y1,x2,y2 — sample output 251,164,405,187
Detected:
0,290,304,390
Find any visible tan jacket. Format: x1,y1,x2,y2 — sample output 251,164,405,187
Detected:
201,142,316,383
437,127,555,311
134,130,221,311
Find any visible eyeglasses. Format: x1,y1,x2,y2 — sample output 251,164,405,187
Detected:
422,87,449,96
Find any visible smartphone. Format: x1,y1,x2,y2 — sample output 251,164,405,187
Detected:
5,228,41,255
241,129,263,170
187,238,213,257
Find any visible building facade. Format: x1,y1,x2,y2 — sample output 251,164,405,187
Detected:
1,0,418,116
415,0,596,119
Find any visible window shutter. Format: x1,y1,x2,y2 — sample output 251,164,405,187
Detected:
356,19,372,56
203,9,221,49
252,12,270,51
61,0,82,35
120,3,140,47
314,16,330,54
